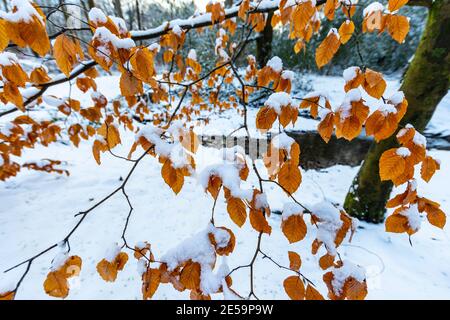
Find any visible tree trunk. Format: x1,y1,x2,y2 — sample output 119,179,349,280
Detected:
256,11,274,68
113,0,124,19
344,0,450,223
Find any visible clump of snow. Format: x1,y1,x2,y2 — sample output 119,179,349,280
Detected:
271,132,295,153
88,7,107,24
363,2,385,16
282,202,303,220
337,89,362,119
187,49,197,61
208,224,230,249
331,260,366,295
265,92,292,114
343,66,360,82
399,204,421,232
266,56,283,73
378,103,397,115
311,201,343,255
281,70,294,81
104,243,121,263
147,43,161,52
327,28,340,39
255,192,269,210
93,27,135,49
198,162,252,200
0,0,43,23
0,52,19,66
161,224,230,295
389,91,405,105
396,147,411,158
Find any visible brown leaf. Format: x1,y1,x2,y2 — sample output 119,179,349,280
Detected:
288,251,302,271
227,196,247,227
256,106,277,131
315,30,340,68
379,148,406,181
281,215,307,243
278,160,302,194
283,276,305,300
305,284,324,300
142,267,161,300
43,271,69,298
180,261,201,290
420,155,440,183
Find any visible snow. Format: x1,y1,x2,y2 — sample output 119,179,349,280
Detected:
271,132,295,153
282,202,303,220
187,49,197,61
396,147,411,157
389,91,405,105
331,260,366,295
363,2,385,16
399,204,421,232
104,243,121,263
88,8,108,24
265,92,291,114
93,27,136,49
281,70,294,81
343,67,360,82
0,52,19,66
266,56,283,73
0,0,43,23
378,103,397,115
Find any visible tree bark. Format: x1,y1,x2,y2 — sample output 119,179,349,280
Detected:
344,0,450,223
113,0,124,19
256,11,274,68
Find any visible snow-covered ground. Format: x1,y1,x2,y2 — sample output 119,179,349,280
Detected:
1,74,450,299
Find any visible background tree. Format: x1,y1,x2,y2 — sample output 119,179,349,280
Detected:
344,0,450,223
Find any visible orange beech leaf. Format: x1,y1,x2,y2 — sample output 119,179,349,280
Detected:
134,242,154,260
305,284,324,300
227,196,247,227
43,271,69,298
318,111,335,143
283,276,305,300
278,160,302,194
420,155,440,182
315,29,340,68
98,123,121,149
323,265,367,300
288,251,302,271
97,252,129,282
334,97,369,141
30,67,51,84
281,214,307,243
142,267,161,300
386,14,410,43
208,227,236,256
161,159,184,194
180,261,201,290
319,253,335,270
120,72,143,97
386,180,417,208
0,19,8,52
0,291,15,300
130,47,156,84
379,148,407,181
343,67,364,92
365,108,399,141
338,20,355,44
385,212,410,234
388,0,409,11
425,205,446,229
249,209,272,234
53,34,83,77
324,0,338,20
256,106,277,131
363,69,386,99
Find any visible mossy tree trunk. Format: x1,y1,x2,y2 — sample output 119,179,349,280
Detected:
256,11,274,68
344,0,450,223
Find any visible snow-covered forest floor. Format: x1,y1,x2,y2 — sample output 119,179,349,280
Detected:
1,73,449,299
